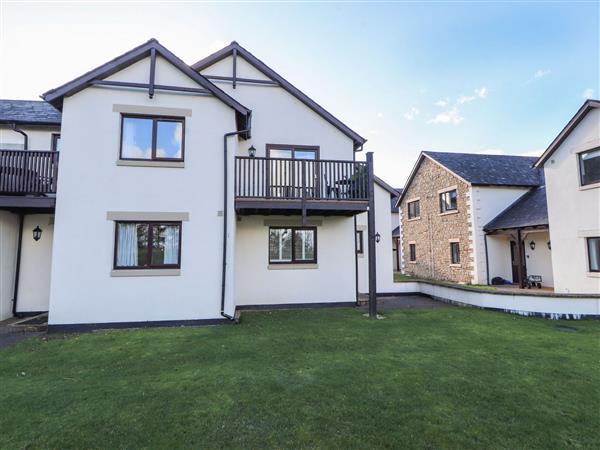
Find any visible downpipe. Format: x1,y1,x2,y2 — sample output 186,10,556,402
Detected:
11,123,29,150
221,128,250,322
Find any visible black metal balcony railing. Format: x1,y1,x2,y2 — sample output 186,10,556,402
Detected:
0,150,59,194
235,156,369,201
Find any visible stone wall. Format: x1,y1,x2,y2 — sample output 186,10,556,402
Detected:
400,157,473,283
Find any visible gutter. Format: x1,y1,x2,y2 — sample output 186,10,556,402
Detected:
220,127,250,321
10,123,29,149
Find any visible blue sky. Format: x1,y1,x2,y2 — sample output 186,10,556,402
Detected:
1,1,597,185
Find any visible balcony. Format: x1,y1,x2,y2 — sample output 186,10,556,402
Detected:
234,156,370,216
0,150,59,210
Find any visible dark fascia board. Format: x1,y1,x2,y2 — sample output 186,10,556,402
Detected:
41,39,252,131
192,41,367,150
0,119,61,126
535,99,600,168
374,175,400,196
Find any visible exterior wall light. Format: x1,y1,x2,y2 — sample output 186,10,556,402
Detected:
375,232,381,243
547,241,551,250
529,240,536,251
248,145,256,158
33,225,42,242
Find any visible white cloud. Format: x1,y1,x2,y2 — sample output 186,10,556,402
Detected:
435,99,449,107
457,95,476,104
403,107,419,121
534,69,551,79
475,87,487,99
582,88,595,99
477,148,504,155
377,112,384,118
427,108,464,125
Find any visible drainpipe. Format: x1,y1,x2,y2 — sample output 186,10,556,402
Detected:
221,127,251,321
11,123,28,150
484,233,490,285
12,213,24,317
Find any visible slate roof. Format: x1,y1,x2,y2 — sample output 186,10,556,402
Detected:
484,186,549,231
392,225,400,238
0,100,61,125
391,188,402,213
423,151,542,187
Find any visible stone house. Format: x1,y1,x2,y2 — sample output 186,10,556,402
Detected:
397,151,546,285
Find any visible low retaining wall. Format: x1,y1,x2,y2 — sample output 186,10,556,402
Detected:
382,281,600,319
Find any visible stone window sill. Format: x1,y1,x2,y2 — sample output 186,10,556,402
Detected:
449,264,462,268
407,217,421,222
579,182,600,191
587,272,600,278
110,269,181,277
408,261,417,264
268,264,318,270
439,210,459,216
116,160,185,168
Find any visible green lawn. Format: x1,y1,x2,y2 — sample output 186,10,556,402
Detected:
1,307,599,449
393,272,415,282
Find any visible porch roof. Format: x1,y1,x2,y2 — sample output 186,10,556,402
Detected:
484,186,548,232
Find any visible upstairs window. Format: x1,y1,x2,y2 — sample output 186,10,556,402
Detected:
440,189,458,213
407,200,420,219
409,243,416,262
579,148,600,186
587,237,600,272
269,227,316,264
450,242,460,264
120,115,184,161
114,221,181,269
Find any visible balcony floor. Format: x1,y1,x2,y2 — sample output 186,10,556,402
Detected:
235,198,368,216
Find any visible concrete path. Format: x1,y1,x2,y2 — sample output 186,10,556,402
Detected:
0,318,44,349
360,294,450,311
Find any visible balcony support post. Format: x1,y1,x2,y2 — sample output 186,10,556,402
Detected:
301,160,307,225
367,152,378,318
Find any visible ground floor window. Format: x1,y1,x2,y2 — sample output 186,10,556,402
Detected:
114,221,181,269
409,243,416,262
356,230,364,254
450,242,460,264
269,227,316,264
587,237,600,272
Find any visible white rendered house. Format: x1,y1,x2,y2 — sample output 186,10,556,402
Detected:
0,39,396,328
534,100,600,294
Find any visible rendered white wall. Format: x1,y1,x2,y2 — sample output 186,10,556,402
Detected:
0,211,18,320
0,125,60,150
17,214,54,312
486,234,513,282
544,108,600,294
523,231,553,287
199,55,355,162
48,54,238,325
470,185,530,284
234,215,356,305
356,183,396,293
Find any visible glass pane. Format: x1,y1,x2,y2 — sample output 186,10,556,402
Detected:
588,238,600,271
450,190,457,209
151,224,180,266
581,149,600,185
269,228,292,262
269,149,293,159
294,229,315,261
116,222,148,267
121,117,152,159
156,121,183,159
295,150,317,160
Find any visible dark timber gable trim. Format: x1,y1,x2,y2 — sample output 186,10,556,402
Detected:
41,38,252,136
534,99,600,168
192,41,366,150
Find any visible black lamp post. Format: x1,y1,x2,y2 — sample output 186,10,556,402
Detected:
248,145,256,158
33,225,42,242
